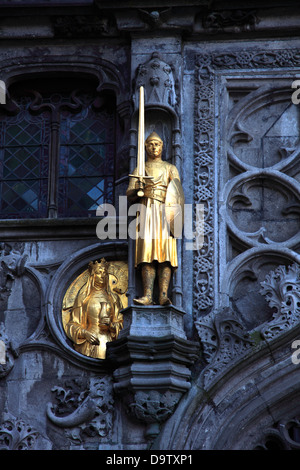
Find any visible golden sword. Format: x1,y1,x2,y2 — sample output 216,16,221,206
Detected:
129,86,153,197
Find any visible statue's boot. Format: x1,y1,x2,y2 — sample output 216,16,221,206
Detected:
134,263,155,305
158,262,172,306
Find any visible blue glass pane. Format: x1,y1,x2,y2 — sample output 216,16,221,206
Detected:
58,176,114,217
0,106,49,219
60,108,114,145
58,99,115,218
0,179,47,218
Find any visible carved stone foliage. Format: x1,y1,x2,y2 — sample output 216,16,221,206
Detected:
259,263,300,340
127,390,182,441
195,308,255,387
194,48,300,331
196,263,300,388
202,10,257,33
46,376,114,446
52,14,117,38
0,414,39,450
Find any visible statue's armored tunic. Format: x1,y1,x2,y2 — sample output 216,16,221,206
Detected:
127,159,180,268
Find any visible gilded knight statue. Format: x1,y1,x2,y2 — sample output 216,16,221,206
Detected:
65,258,123,359
126,130,183,306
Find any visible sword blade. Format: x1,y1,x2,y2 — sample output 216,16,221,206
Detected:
137,86,145,177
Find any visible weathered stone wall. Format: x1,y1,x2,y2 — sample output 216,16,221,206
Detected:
1,1,300,451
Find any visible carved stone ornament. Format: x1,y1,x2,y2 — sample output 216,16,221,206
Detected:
254,416,300,450
0,243,26,377
0,323,18,378
196,264,300,388
193,48,300,328
127,390,182,441
202,9,257,33
195,307,255,387
0,242,27,297
134,52,177,112
106,305,199,443
46,376,114,445
52,15,116,38
0,414,39,450
259,263,300,340
137,8,173,30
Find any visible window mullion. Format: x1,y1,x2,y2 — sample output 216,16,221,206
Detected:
47,110,60,219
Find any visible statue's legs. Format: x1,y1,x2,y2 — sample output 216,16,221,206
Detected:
158,262,172,306
134,263,155,305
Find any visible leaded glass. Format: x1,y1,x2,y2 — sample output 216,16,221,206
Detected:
58,101,115,218
0,84,116,219
0,102,50,219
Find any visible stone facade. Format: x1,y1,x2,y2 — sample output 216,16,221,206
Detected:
1,0,300,451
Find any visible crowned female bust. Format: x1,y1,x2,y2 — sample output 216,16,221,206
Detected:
65,258,123,359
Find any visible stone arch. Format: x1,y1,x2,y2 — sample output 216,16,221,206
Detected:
218,246,300,330
154,320,300,450
0,54,128,107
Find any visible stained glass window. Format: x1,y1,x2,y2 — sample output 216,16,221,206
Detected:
0,98,50,218
0,81,116,219
58,97,115,217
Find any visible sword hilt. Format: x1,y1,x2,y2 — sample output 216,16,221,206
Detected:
128,174,154,198
137,179,144,198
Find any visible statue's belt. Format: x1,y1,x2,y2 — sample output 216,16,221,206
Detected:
143,185,167,203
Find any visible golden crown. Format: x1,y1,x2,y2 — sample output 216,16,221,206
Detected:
88,258,108,274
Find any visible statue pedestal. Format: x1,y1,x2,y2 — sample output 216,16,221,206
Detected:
106,305,199,443
118,304,187,339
